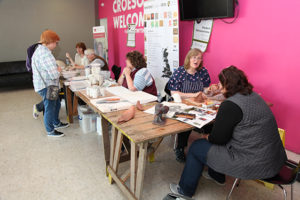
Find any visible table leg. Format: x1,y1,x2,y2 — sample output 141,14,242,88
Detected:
101,117,111,174
72,94,78,116
130,141,137,193
148,137,164,163
108,127,118,183
66,86,73,123
135,142,148,199
112,131,123,172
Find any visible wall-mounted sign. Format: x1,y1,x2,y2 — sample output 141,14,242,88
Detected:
191,19,213,52
127,24,136,47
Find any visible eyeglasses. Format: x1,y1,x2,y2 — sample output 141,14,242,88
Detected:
191,56,202,61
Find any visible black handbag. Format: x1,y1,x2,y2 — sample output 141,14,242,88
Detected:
46,85,59,100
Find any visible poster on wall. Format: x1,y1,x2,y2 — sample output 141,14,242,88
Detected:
127,24,136,47
191,19,213,52
144,0,179,97
93,26,108,61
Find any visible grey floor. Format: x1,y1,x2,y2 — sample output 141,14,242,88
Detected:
0,88,299,200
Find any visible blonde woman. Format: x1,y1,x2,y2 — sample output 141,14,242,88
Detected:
168,48,211,162
168,48,211,98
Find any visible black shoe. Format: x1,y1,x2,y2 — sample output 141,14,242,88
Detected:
47,130,65,137
202,170,225,186
54,122,69,130
174,148,186,163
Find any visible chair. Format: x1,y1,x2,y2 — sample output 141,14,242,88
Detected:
111,65,121,81
160,81,173,102
227,160,300,200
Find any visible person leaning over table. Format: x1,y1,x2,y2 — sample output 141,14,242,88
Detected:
31,30,69,137
169,66,287,198
84,48,111,79
168,48,211,163
117,50,157,96
66,42,89,69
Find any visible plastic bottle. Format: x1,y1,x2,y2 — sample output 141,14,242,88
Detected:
66,58,70,66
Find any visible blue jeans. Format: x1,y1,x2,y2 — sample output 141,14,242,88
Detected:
37,88,61,134
179,139,225,197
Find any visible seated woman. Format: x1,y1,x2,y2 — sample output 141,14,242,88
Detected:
85,48,110,79
170,66,287,198
66,42,89,69
168,48,211,162
117,51,157,96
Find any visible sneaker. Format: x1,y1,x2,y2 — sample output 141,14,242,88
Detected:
169,183,193,199
54,122,69,130
174,148,186,163
47,130,65,137
33,104,39,119
202,170,225,186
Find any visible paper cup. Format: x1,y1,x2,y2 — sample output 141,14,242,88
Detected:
172,93,182,103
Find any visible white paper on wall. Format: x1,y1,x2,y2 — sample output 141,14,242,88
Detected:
191,19,213,52
144,0,179,97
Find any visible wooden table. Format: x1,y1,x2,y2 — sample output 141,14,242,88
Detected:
75,90,193,200
65,85,78,123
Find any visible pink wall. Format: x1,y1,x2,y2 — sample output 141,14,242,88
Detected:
98,0,145,71
99,0,300,153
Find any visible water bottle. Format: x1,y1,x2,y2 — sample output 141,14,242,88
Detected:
66,58,70,66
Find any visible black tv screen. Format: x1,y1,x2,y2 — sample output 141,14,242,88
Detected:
179,0,235,20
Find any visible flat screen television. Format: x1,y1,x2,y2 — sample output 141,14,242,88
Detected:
179,0,235,20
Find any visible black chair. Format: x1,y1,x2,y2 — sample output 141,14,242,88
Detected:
160,81,173,102
111,65,121,81
227,160,300,200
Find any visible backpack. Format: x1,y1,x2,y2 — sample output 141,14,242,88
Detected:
26,43,40,72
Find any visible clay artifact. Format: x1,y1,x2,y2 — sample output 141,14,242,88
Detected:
136,100,145,111
153,103,169,125
118,105,135,124
194,92,208,103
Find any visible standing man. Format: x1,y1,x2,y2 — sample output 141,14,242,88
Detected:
31,30,69,137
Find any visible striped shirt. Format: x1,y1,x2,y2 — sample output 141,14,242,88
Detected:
168,66,211,93
133,68,153,91
31,45,60,92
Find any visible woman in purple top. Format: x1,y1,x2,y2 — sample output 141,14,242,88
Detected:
168,48,211,162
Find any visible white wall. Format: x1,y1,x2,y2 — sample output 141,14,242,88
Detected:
0,0,95,62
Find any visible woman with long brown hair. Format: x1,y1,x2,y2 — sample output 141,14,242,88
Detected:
170,66,287,198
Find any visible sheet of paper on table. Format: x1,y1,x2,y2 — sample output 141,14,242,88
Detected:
105,86,157,104
144,102,217,129
90,96,133,113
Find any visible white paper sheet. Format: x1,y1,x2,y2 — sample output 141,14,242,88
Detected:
106,86,157,104
90,96,133,113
